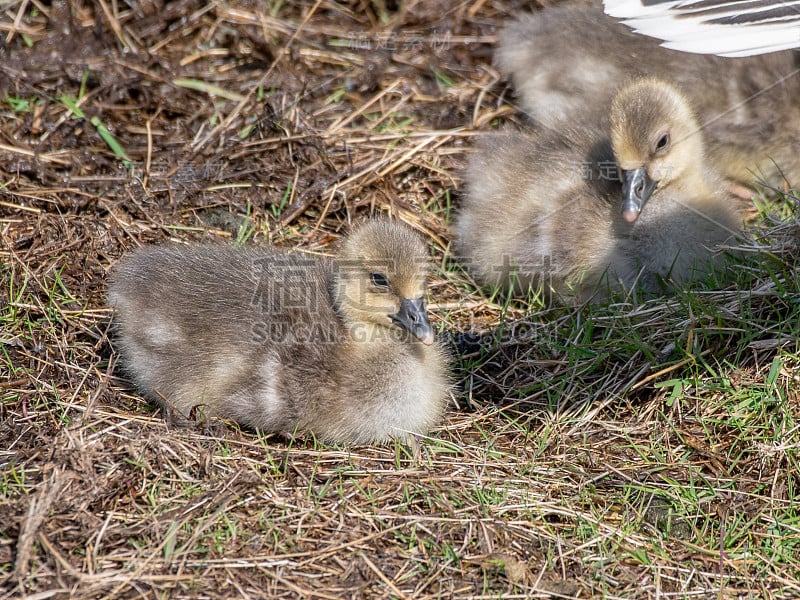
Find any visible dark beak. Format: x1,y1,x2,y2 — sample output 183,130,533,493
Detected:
391,298,435,345
621,167,656,223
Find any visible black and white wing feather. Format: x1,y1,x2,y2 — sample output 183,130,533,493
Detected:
603,0,800,56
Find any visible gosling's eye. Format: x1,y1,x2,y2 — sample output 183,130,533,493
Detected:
655,133,670,153
370,273,389,289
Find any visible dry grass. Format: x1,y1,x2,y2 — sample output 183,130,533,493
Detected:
2,1,800,598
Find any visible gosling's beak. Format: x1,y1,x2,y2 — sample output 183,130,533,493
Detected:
391,297,435,345
621,167,656,223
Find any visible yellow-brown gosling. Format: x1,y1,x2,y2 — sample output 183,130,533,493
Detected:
455,78,743,304
108,220,451,444
496,1,800,192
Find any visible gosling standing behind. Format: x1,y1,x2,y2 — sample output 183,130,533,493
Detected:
455,78,743,304
108,220,450,444
496,1,800,191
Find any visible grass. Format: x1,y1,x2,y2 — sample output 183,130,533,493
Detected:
2,0,800,598
58,94,133,169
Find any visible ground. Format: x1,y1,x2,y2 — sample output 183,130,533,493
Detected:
2,1,800,598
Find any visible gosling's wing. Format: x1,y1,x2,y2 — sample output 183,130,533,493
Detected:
603,0,800,57
109,245,335,345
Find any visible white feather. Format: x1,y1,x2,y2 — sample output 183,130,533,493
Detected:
603,0,800,56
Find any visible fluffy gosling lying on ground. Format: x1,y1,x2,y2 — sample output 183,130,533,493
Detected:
108,220,450,444
455,78,743,304
496,1,800,192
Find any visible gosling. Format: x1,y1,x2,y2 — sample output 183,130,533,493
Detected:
496,1,800,191
108,220,451,444
455,78,743,304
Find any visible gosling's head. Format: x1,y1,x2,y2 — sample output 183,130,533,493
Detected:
333,220,435,345
610,78,704,223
